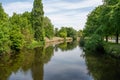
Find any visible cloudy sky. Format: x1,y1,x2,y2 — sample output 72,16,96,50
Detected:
1,0,103,30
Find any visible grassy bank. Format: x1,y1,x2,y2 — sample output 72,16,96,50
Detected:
80,37,120,58
104,42,120,58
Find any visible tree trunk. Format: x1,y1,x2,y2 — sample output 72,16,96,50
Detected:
106,36,108,42
116,33,119,44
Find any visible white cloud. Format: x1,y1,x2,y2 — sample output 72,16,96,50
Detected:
43,0,103,30
3,2,33,16
3,0,103,30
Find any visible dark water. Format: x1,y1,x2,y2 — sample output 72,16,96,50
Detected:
0,41,120,80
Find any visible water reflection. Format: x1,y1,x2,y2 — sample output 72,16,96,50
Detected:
0,41,120,80
55,41,78,51
85,53,120,80
32,46,54,80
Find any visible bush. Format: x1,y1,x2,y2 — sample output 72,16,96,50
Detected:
104,43,120,57
85,34,105,53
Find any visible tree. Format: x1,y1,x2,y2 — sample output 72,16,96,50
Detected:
66,27,77,40
0,3,10,53
9,13,24,50
110,2,120,44
99,5,112,42
0,3,8,23
31,0,45,43
103,0,119,5
21,12,34,44
43,17,54,39
58,27,67,39
83,6,103,37
78,30,83,37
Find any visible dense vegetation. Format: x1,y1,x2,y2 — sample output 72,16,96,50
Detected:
0,0,78,54
0,0,55,54
83,0,120,54
55,27,77,40
32,0,45,43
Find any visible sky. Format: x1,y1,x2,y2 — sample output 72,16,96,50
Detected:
1,0,103,30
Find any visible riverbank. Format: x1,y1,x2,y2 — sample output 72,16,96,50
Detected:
28,37,73,49
45,37,73,48
104,42,120,58
80,38,120,58
45,37,72,43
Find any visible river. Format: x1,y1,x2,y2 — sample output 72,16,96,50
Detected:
0,41,120,80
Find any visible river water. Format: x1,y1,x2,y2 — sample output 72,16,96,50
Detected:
0,41,120,80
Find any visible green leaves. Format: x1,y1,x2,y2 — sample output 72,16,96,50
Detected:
43,17,54,39
10,24,24,50
57,27,67,39
84,0,120,44
31,0,45,42
0,24,10,53
85,34,104,52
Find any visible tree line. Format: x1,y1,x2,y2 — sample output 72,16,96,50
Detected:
83,0,120,44
81,0,120,53
0,0,55,54
0,0,79,54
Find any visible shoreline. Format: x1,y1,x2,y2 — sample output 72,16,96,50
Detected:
45,37,73,43
45,37,73,48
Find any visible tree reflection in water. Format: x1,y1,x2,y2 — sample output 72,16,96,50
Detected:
55,41,78,51
1,42,120,80
32,46,54,80
85,53,120,80
0,46,54,80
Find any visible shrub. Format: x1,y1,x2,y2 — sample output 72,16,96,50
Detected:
85,34,105,53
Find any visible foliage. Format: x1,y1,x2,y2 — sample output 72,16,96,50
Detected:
10,25,24,50
56,27,77,40
31,0,45,42
58,27,67,39
83,6,102,37
83,0,120,55
9,13,24,50
0,23,10,53
110,2,120,43
43,17,54,39
0,1,56,54
85,34,105,53
77,30,83,37
21,12,34,45
104,43,120,57
0,3,10,53
66,27,77,40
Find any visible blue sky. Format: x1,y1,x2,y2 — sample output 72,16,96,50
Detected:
1,0,103,30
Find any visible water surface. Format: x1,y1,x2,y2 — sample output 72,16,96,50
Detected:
0,41,120,80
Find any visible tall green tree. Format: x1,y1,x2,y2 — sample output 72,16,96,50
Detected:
110,2,120,44
99,5,112,42
83,6,103,37
31,0,45,43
